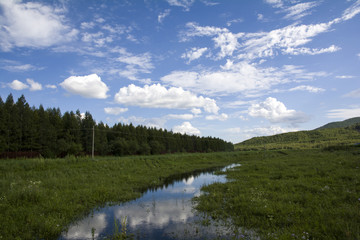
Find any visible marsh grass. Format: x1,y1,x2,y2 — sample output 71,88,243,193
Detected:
193,148,360,239
0,152,238,239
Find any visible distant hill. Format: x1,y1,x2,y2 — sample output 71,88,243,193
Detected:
235,120,360,151
316,117,360,130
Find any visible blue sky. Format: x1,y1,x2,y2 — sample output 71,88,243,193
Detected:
1,0,359,143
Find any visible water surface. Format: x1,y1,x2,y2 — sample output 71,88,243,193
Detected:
60,164,240,240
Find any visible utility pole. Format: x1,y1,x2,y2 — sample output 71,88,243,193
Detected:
92,126,95,159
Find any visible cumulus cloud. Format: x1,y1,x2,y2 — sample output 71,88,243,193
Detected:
289,85,325,93
248,97,309,124
161,61,326,96
0,0,77,51
191,108,202,115
327,108,360,119
205,113,228,121
181,47,208,63
173,122,200,135
26,79,42,91
8,79,28,90
104,107,128,115
114,84,219,114
60,74,109,99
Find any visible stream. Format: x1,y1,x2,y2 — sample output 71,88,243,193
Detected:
59,164,241,240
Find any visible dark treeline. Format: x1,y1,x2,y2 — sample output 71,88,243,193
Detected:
0,94,233,158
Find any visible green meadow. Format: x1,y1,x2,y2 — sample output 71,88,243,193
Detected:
1,148,359,239
194,147,360,240
0,152,238,239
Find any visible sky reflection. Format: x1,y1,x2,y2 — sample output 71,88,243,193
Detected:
60,165,240,240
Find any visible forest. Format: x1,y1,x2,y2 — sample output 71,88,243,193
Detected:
0,94,233,158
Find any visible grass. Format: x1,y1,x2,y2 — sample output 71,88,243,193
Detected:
0,152,239,240
193,148,360,240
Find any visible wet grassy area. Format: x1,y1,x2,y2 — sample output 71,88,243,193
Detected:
0,152,239,239
193,148,360,240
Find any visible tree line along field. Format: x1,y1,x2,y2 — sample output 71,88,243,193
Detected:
0,94,233,158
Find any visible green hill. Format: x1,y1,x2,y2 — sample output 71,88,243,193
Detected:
316,117,360,130
235,122,360,151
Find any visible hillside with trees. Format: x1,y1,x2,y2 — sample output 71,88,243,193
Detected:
316,117,360,130
235,121,360,151
0,94,233,158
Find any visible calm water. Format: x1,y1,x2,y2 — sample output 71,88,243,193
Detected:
59,164,241,240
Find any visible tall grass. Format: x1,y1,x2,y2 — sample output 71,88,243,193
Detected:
193,148,360,239
0,152,238,239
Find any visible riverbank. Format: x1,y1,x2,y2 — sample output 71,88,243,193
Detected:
194,148,360,240
0,152,239,239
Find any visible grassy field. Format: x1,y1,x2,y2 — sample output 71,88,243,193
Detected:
0,152,239,240
1,149,359,239
194,147,360,240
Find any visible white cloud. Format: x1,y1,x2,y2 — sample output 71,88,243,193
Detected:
182,22,242,59
81,32,113,47
158,9,171,23
0,0,77,51
8,79,28,90
341,0,360,21
173,122,200,135
166,0,195,11
112,48,154,82
166,114,194,120
226,18,243,27
45,84,57,89
289,85,325,93
181,47,208,63
248,97,309,124
327,108,360,119
2,63,38,72
265,0,283,8
257,14,264,21
161,61,326,96
282,45,341,56
283,2,318,20
243,125,296,136
183,3,360,61
80,21,95,29
239,22,333,60
336,75,355,79
114,84,219,114
226,125,298,142
191,108,202,115
205,113,228,121
104,107,128,115
26,78,42,91
344,89,360,98
60,74,109,99
117,116,166,129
